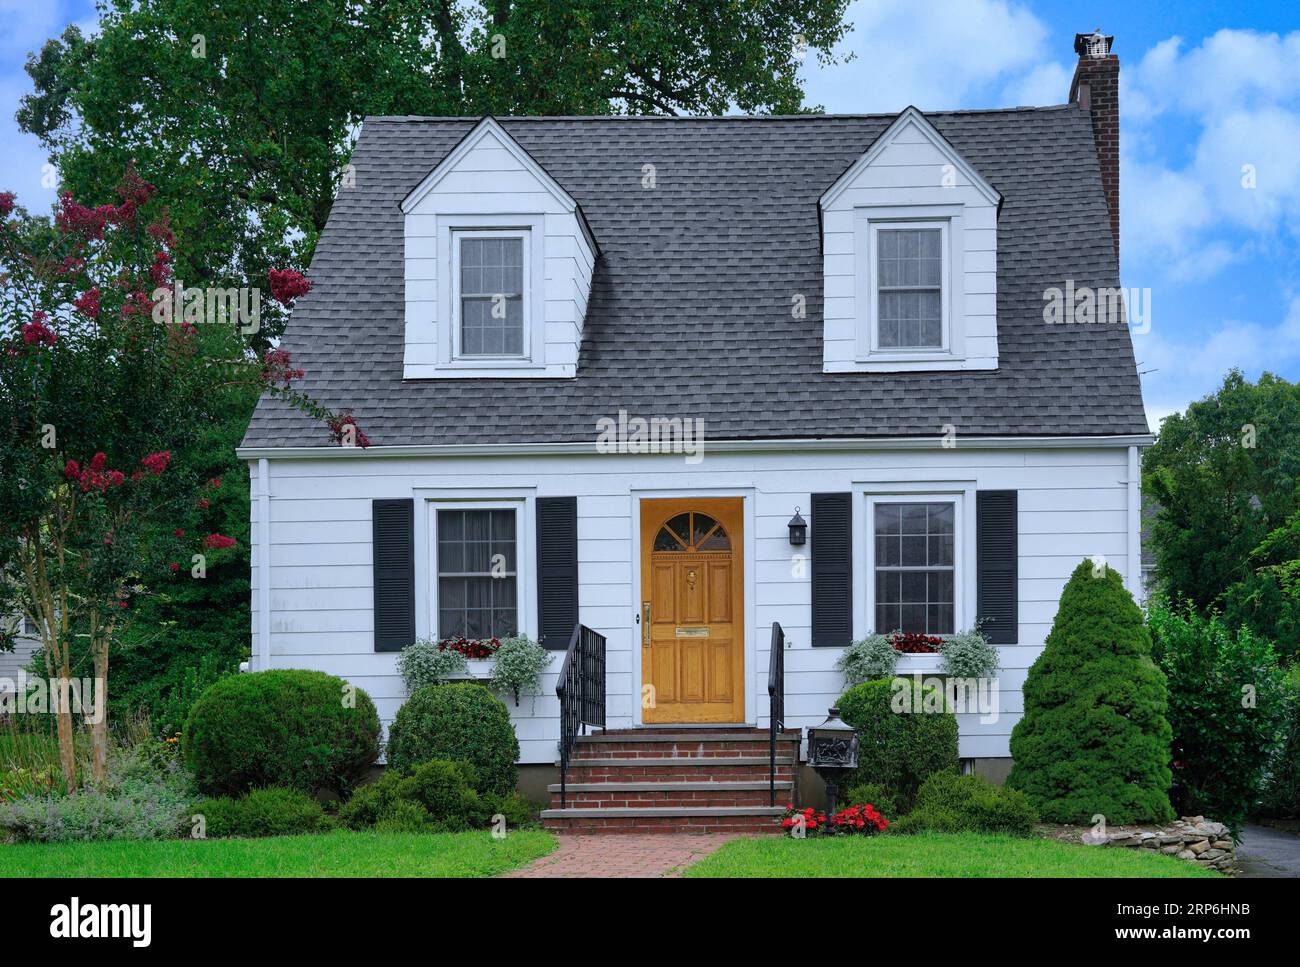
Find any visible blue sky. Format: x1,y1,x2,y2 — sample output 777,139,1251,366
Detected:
2,1,1298,431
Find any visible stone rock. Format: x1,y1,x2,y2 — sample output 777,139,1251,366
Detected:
1188,839,1211,855
1159,834,1184,845
1142,837,1160,848
1200,848,1225,861
1177,850,1196,860
1108,835,1138,847
1161,844,1182,855
1212,839,1233,850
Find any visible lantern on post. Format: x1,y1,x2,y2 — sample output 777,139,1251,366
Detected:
807,706,859,822
787,508,807,546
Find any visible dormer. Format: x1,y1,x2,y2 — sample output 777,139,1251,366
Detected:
819,107,1002,374
400,118,597,379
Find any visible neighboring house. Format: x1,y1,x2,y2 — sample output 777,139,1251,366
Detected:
239,33,1146,798
0,615,40,699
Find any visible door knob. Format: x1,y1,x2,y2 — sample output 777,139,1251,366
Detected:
642,602,651,647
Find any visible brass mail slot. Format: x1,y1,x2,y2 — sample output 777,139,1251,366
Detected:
675,626,710,638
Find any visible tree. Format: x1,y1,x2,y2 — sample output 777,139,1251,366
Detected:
0,171,342,790
1221,507,1300,660
1143,370,1300,652
1007,560,1174,825
19,0,852,334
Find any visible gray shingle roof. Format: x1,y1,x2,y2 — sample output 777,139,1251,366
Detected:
242,107,1149,449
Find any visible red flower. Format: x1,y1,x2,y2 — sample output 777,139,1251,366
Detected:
55,193,115,238
74,287,101,319
198,498,209,509
268,268,311,306
0,192,14,218
203,533,237,550
21,315,57,347
169,562,180,573
327,412,371,448
889,631,943,654
149,250,172,286
174,528,184,538
261,349,305,386
140,451,171,476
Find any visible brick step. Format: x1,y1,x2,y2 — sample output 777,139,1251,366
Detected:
572,735,799,761
542,806,786,835
548,780,791,809
561,757,795,784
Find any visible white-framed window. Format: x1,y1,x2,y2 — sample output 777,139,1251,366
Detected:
451,229,529,360
434,506,519,638
872,500,956,635
871,222,947,351
856,485,975,639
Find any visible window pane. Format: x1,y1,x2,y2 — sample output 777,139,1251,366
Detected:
877,227,942,349
459,236,524,356
437,509,518,639
873,501,956,634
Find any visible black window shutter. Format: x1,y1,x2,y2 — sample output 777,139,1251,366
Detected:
536,497,579,650
976,490,1018,644
372,499,415,652
811,492,853,647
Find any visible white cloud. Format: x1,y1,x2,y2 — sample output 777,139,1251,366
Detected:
802,0,1058,113
1000,62,1072,108
1123,30,1300,270
1137,295,1300,426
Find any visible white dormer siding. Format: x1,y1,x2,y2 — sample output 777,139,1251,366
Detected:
400,118,596,379
819,108,1001,374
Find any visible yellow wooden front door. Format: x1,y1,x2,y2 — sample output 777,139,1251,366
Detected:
640,498,744,724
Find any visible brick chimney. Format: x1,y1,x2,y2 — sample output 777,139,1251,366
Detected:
1070,30,1119,263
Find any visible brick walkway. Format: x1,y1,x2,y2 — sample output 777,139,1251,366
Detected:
502,833,739,878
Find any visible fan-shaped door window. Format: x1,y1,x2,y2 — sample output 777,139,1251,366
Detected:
653,512,730,552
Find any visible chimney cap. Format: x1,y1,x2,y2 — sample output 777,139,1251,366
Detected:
1074,30,1114,58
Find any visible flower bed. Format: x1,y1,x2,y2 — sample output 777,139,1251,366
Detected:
437,637,502,660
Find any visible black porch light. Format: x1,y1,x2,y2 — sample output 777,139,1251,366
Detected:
807,706,859,820
787,508,807,546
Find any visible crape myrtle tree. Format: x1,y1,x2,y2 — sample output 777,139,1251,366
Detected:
0,169,354,791
19,0,853,339
1007,560,1175,825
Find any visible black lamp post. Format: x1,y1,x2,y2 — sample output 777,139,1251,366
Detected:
807,706,859,823
787,508,807,546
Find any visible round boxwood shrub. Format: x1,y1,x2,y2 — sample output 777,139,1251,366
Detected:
384,682,519,795
1007,560,1174,824
183,669,380,797
838,677,959,812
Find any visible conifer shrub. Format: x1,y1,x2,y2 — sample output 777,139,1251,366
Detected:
1007,560,1174,824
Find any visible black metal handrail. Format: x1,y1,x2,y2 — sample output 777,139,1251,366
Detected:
768,621,786,806
556,623,606,809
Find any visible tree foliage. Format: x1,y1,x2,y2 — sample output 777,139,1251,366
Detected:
1007,560,1174,825
1143,370,1300,657
19,0,852,332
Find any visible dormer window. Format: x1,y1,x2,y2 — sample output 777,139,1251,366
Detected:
872,223,947,351
820,106,1002,374
454,231,527,358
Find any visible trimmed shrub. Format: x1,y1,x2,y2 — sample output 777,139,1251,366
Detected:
384,683,519,795
1148,599,1286,832
1008,561,1174,824
939,627,1000,679
183,669,380,797
374,799,434,833
395,759,485,830
838,678,958,812
1259,664,1300,819
485,791,541,830
891,771,1037,835
338,770,405,830
194,787,335,838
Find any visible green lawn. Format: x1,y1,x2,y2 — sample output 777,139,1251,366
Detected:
685,833,1222,878
0,830,557,878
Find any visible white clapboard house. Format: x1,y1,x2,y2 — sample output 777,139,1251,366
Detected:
238,33,1147,830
